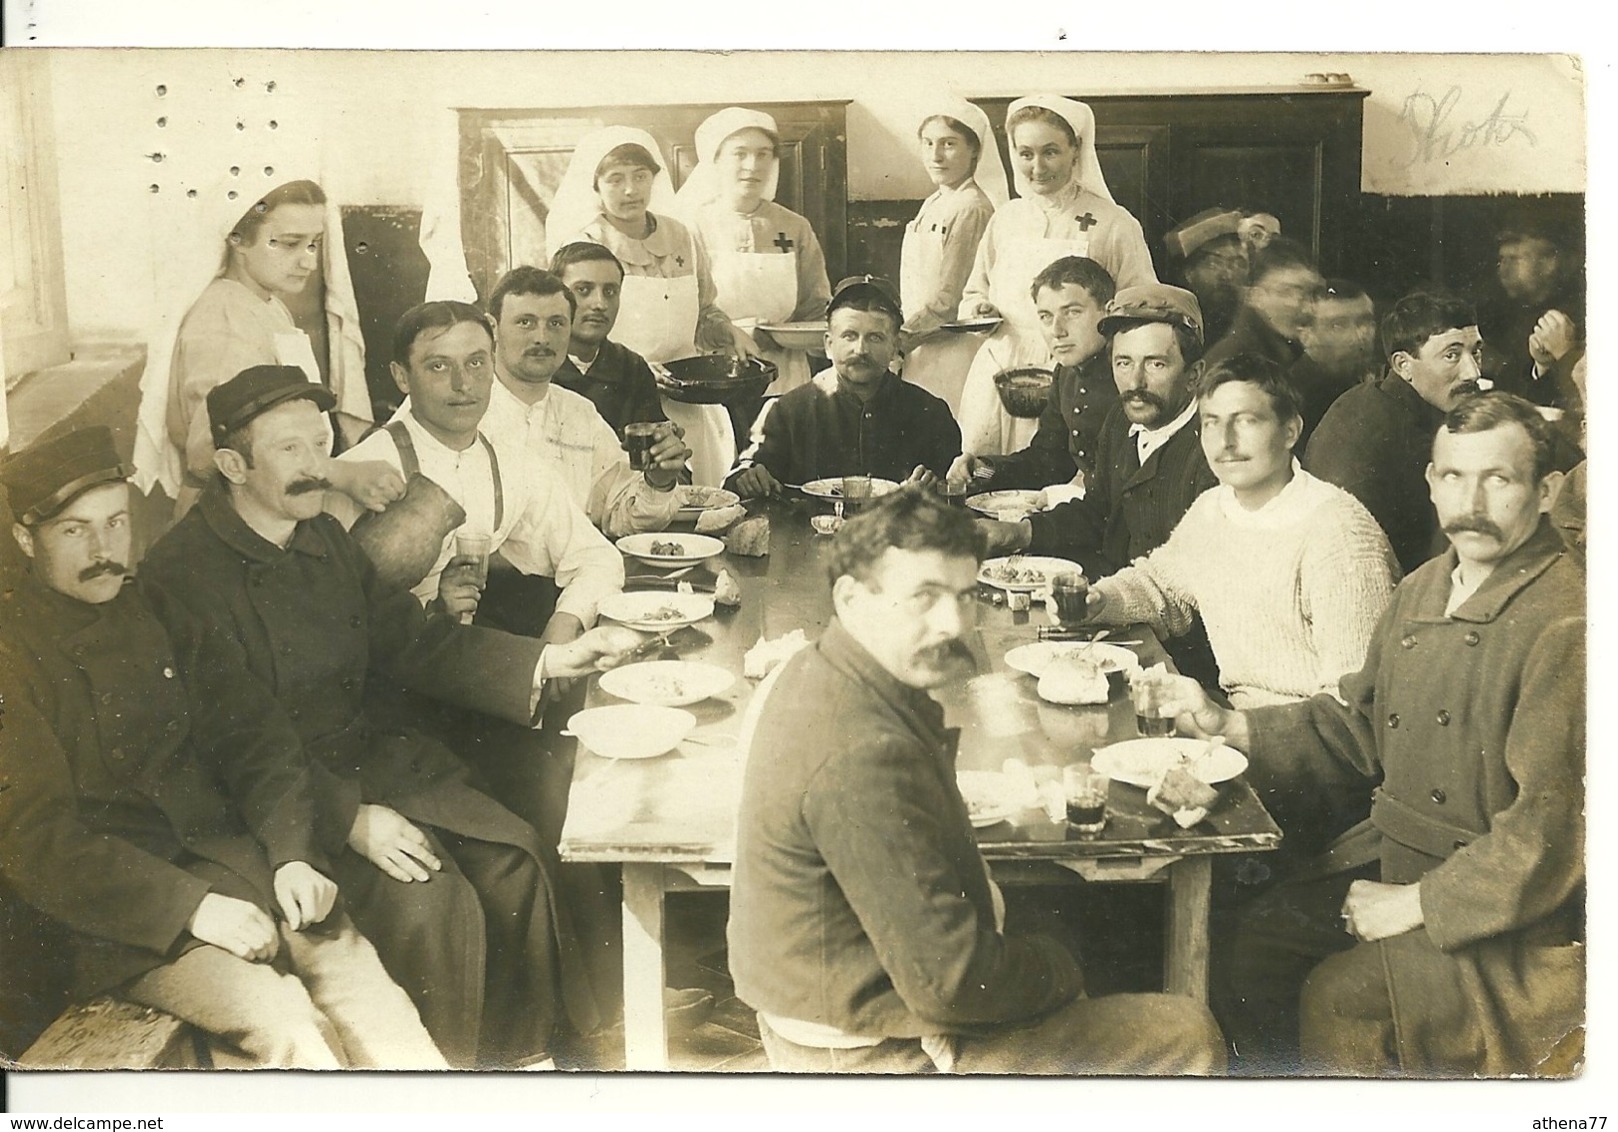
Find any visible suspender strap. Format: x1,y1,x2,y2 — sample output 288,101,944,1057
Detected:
385,419,502,531
478,433,504,532
384,420,421,479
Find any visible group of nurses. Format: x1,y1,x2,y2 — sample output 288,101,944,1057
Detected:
547,111,832,479
950,95,1158,458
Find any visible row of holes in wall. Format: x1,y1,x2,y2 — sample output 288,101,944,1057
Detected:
149,80,281,193
145,79,372,255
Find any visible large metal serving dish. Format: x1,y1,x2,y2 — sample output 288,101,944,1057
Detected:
654,355,777,405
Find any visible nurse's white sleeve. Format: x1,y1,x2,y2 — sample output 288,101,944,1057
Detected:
959,216,998,319
499,481,625,628
692,236,737,350
788,223,832,323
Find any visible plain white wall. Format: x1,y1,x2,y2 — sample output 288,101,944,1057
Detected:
46,49,1584,340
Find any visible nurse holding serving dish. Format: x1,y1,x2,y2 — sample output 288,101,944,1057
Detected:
898,99,1009,413
956,95,1156,458
675,107,833,400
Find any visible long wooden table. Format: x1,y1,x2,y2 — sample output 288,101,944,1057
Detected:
559,497,1281,1070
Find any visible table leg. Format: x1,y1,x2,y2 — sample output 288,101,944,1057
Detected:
1164,856,1213,1002
621,862,669,1070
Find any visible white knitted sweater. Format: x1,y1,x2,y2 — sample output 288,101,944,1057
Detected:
1093,466,1399,707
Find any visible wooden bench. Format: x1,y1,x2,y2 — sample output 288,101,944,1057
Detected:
17,998,204,1069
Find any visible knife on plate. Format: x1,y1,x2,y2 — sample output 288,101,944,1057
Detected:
614,624,711,665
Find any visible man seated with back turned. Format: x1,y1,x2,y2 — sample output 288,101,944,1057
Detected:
0,428,444,1069
947,255,1118,492
1161,392,1584,1077
140,366,642,1068
726,275,960,498
479,266,689,538
1305,291,1485,576
728,488,1225,1074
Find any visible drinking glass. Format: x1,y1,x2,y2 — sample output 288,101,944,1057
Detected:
1129,671,1175,737
1048,572,1090,625
841,475,873,515
1063,764,1110,839
624,421,662,471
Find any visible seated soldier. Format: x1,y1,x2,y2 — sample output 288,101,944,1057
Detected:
1162,392,1584,1077
948,255,1118,492
479,266,689,537
1085,353,1397,709
1305,291,1485,576
0,428,445,1069
139,366,642,1068
1475,205,1584,408
728,488,1225,1074
548,241,669,434
1291,278,1380,446
330,302,623,643
726,275,960,498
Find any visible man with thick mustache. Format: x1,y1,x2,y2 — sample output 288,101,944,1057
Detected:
1159,392,1584,1076
141,366,642,1067
726,275,960,498
0,427,445,1068
729,488,1225,1073
979,283,1216,575
478,266,688,538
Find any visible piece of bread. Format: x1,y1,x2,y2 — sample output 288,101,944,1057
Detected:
724,516,770,557
1037,655,1109,705
1147,760,1220,828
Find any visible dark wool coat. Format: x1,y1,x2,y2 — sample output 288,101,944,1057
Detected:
0,575,310,997
1247,522,1584,1075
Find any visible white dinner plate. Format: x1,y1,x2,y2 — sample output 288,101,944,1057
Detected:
1091,738,1249,788
799,477,902,500
1004,641,1141,679
597,660,735,707
956,770,1023,828
675,485,741,521
977,555,1083,592
966,489,1047,518
615,532,726,567
564,704,697,760
598,590,715,632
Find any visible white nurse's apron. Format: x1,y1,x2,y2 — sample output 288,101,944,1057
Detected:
710,249,810,397
958,233,1092,456
614,271,738,487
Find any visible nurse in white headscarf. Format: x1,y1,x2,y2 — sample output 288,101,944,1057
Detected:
545,126,752,365
674,107,833,398
956,95,1157,457
132,175,387,519
898,99,1009,413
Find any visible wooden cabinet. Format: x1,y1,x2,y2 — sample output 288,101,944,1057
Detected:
457,101,849,302
972,89,1368,277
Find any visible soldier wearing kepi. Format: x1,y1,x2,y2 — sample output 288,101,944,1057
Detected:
140,366,643,1068
0,428,445,1069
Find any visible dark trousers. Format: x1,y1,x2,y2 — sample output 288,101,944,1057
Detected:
1209,865,1368,1075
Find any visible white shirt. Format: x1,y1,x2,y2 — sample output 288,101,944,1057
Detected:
480,376,681,538
1445,562,1486,618
334,402,623,625
1129,397,1199,464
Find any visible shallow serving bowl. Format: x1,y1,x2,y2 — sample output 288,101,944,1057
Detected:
564,704,697,760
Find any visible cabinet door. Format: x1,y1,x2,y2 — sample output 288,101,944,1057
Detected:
1166,96,1364,272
